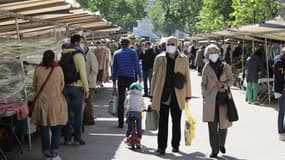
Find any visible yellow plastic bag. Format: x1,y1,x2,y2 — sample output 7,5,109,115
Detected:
141,111,145,119
184,102,196,146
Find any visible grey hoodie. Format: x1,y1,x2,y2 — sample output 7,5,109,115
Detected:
124,90,145,112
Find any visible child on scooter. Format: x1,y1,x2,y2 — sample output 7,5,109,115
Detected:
124,82,145,146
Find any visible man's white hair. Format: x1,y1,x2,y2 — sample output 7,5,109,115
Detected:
204,44,221,58
167,36,177,43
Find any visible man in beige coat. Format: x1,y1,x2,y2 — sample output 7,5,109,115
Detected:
150,36,191,155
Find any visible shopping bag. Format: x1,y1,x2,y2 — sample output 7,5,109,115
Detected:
145,108,159,131
184,102,196,146
108,94,118,117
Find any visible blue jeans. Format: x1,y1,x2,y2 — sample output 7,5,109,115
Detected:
63,86,84,141
143,68,152,96
278,95,285,133
126,111,142,138
41,125,61,155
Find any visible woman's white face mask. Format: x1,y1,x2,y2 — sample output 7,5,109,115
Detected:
208,53,219,62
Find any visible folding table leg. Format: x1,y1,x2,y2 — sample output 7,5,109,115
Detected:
0,147,8,160
27,117,32,150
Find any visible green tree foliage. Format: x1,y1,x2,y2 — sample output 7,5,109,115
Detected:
148,0,202,36
76,0,148,31
198,0,234,32
77,0,281,35
230,0,280,26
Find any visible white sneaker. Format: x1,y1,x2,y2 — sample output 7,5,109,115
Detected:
51,155,62,160
279,134,285,141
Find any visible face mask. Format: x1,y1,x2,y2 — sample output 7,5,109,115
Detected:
208,53,219,62
166,45,177,54
80,43,85,52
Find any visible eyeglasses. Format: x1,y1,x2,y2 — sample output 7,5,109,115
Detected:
167,43,176,46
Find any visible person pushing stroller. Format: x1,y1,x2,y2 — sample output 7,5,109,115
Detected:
124,82,145,147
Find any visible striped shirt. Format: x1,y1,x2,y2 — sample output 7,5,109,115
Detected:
112,48,142,82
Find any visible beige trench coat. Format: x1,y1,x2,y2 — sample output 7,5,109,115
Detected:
150,52,192,111
201,62,234,129
31,66,68,126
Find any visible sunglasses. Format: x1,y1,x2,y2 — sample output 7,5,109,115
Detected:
167,43,176,46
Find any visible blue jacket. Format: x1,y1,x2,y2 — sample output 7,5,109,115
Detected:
274,57,285,93
112,48,142,82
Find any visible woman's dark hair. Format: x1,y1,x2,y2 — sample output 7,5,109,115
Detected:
41,50,55,69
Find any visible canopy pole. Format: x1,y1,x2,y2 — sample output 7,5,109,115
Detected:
15,18,20,40
252,40,255,53
242,39,245,75
265,38,271,104
92,32,94,42
53,26,57,40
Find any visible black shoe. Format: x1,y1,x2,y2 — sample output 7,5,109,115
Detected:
74,139,86,145
172,147,179,152
84,120,95,125
117,124,123,128
210,152,218,158
156,148,165,155
220,146,226,154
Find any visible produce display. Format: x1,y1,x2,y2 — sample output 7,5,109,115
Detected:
0,36,62,102
0,59,26,101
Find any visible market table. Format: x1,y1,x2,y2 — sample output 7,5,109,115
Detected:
0,101,29,160
258,78,274,104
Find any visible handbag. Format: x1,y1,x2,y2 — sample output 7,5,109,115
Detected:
216,91,229,105
108,91,118,117
145,107,159,131
174,72,186,89
28,67,54,117
227,90,239,122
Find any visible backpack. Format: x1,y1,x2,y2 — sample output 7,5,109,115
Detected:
59,51,81,84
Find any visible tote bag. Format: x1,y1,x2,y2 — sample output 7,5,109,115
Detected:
145,108,159,131
108,92,118,117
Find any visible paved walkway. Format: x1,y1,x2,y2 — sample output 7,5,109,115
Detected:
7,70,285,160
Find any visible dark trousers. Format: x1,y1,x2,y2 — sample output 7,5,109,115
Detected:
278,95,285,133
117,76,135,126
158,96,182,150
143,68,152,96
208,105,227,154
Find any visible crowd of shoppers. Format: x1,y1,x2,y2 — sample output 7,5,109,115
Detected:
30,31,285,160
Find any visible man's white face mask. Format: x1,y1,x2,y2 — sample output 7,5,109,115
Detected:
80,43,85,52
208,53,219,62
166,44,177,54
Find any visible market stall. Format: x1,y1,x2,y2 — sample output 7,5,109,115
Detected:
190,18,285,104
0,58,29,160
0,0,123,157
